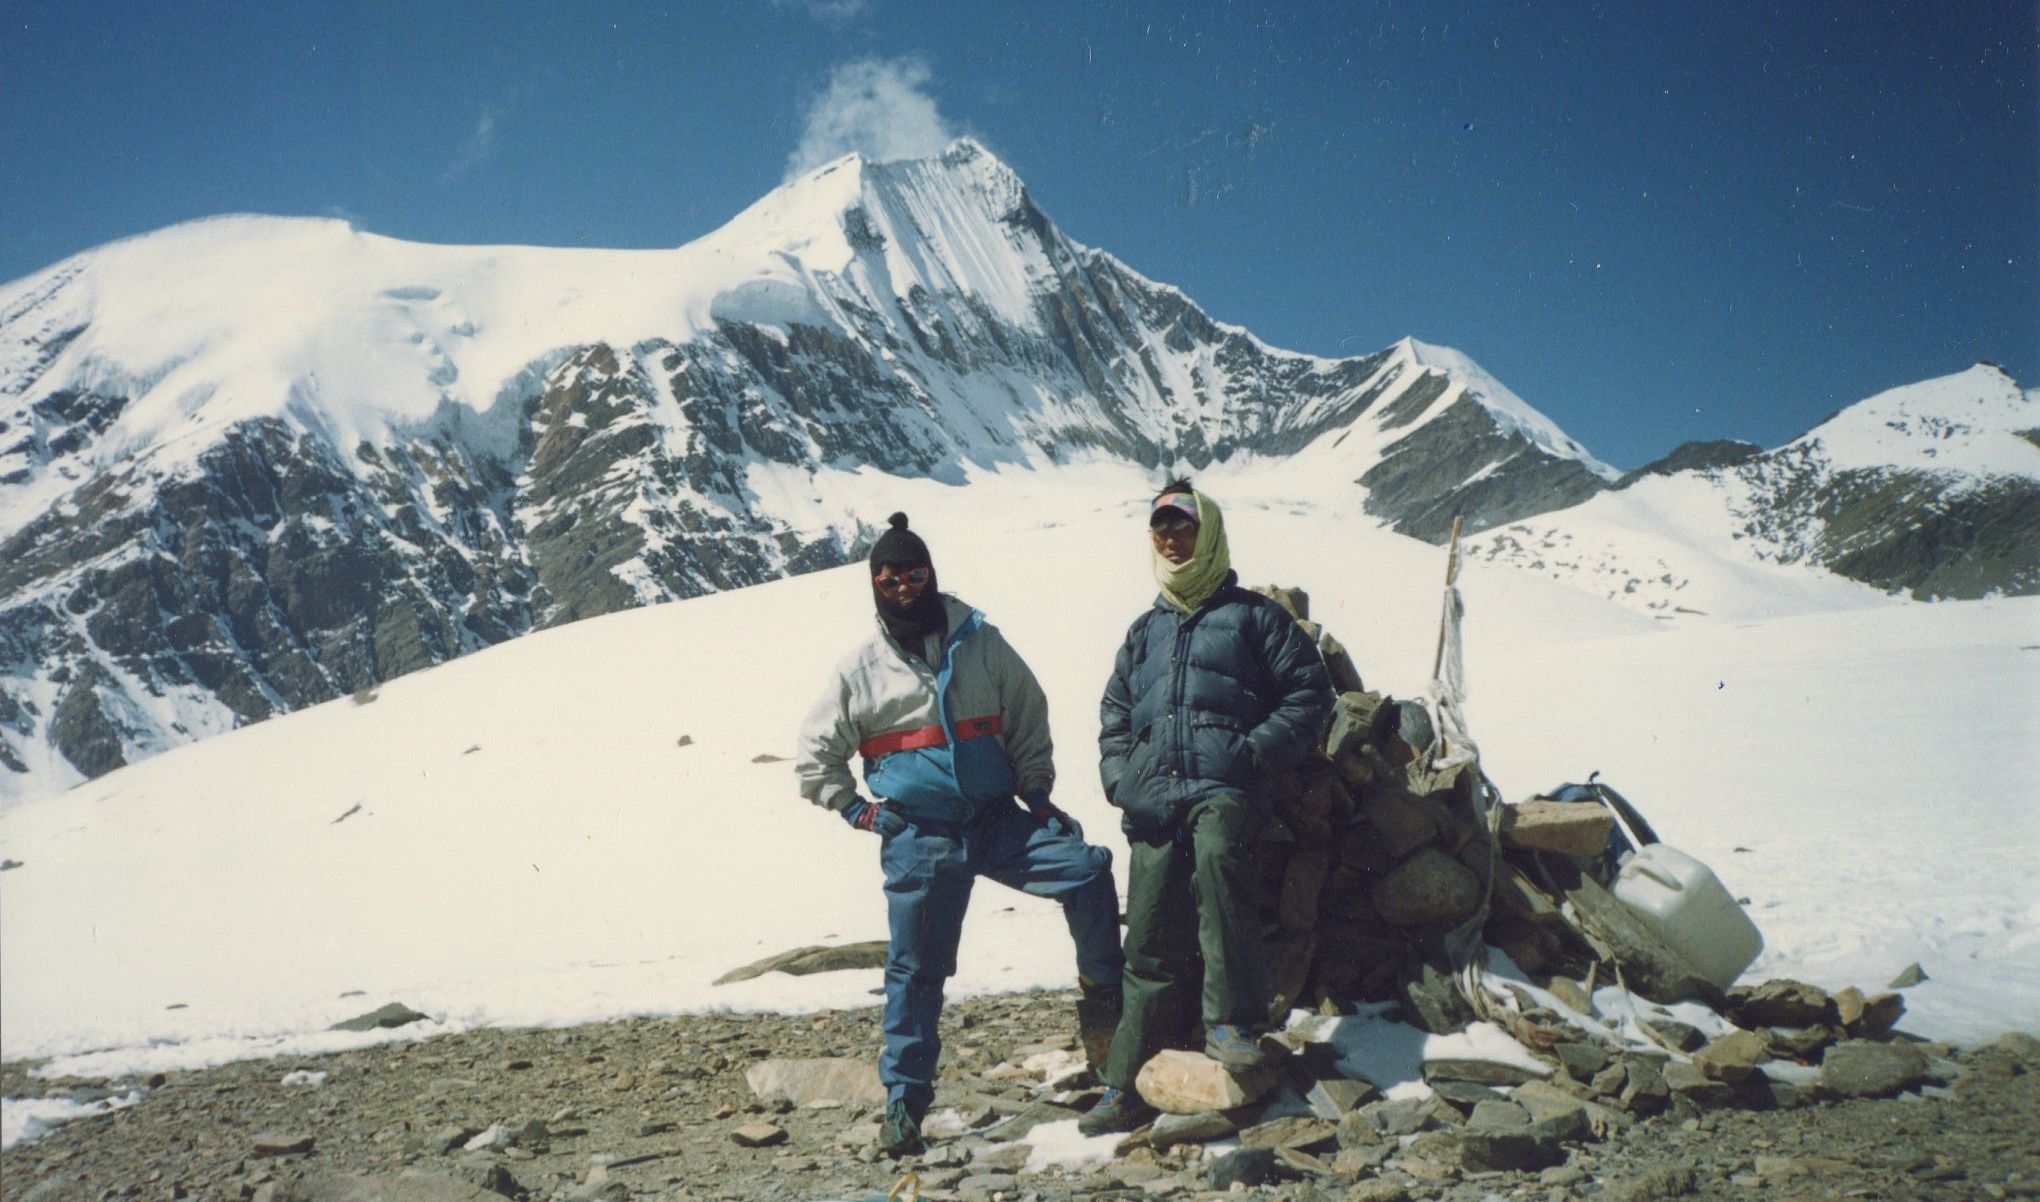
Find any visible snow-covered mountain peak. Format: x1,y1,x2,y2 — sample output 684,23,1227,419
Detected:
1786,363,2037,481
0,218,724,492
2,139,1056,494
703,137,1039,271
1464,361,2039,618
1402,336,1620,482
701,153,872,270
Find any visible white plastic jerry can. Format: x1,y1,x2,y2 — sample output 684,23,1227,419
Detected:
1611,843,1764,991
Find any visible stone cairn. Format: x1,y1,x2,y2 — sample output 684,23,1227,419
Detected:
1245,583,1533,1027
1103,585,1941,1175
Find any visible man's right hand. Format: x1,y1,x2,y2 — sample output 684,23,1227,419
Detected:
842,799,906,837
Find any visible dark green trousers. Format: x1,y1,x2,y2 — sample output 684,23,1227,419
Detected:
1102,793,1270,1090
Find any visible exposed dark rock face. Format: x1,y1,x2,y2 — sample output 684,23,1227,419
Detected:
47,663,127,778
1,418,537,776
0,334,908,786
1052,253,1398,464
1716,366,2040,599
1821,477,2040,600
1616,440,1763,489
1362,395,1611,544
1738,460,2040,600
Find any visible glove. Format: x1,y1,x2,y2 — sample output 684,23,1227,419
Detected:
1021,790,1082,840
841,799,906,837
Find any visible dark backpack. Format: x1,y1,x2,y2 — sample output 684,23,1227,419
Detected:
1541,772,1662,883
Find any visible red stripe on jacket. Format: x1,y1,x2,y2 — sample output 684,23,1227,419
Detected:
859,714,1003,758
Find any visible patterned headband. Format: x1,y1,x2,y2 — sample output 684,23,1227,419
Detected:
1150,493,1200,525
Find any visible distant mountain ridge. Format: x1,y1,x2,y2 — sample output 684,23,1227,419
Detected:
0,139,2028,800
1721,364,2039,599
1468,364,2039,615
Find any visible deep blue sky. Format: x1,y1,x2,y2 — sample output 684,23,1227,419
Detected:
3,1,2033,468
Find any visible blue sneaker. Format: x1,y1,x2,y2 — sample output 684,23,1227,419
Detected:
1077,1086,1156,1136
1203,1024,1274,1069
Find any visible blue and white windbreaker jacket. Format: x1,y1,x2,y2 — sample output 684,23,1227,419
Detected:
796,595,1054,823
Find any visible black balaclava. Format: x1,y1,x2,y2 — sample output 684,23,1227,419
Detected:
869,512,945,646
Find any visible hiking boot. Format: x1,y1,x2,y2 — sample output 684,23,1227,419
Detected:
877,1099,926,1158
1203,1023,1274,1070
1076,979,1123,1071
1076,1086,1156,1137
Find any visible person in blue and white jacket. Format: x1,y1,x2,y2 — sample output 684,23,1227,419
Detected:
796,512,1124,1159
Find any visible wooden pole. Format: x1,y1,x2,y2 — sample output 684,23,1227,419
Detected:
1430,515,1465,681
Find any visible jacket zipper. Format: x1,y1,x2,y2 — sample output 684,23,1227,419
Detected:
888,618,972,810
1170,610,1194,777
934,627,963,798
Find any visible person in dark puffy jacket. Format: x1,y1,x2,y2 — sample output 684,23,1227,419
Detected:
797,513,1124,1158
1080,480,1334,1135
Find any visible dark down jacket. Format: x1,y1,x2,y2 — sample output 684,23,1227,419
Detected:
1099,573,1335,841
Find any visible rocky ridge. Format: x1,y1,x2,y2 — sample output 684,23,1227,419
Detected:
1468,364,2039,612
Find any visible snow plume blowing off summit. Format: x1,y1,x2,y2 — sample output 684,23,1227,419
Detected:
785,56,959,180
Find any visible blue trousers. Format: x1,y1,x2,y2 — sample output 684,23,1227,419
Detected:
878,799,1123,1114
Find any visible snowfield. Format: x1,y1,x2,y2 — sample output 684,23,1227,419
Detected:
3,462,2034,1114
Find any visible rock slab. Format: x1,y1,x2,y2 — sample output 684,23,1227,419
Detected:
744,1057,887,1107
714,942,890,985
1422,1054,1549,1087
330,1003,430,1033
1500,800,1615,856
1372,847,1482,926
1513,1078,1628,1135
1237,1114,1338,1152
1821,1041,1928,1099
1205,1146,1277,1189
1306,1076,1378,1119
1694,1029,1769,1083
1728,978,1830,1028
1662,1060,1736,1109
1461,1121,1569,1172
729,1122,789,1148
1145,1111,1239,1150
1135,1048,1275,1114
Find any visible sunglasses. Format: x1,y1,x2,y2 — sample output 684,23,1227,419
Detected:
873,567,931,592
1150,515,1198,535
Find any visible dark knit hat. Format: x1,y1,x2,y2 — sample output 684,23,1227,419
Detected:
868,512,932,570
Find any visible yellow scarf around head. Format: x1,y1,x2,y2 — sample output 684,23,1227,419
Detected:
1153,490,1231,612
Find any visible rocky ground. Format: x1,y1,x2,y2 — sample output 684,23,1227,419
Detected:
4,990,2036,1202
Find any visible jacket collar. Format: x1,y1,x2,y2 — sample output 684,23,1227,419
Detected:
875,593,979,657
